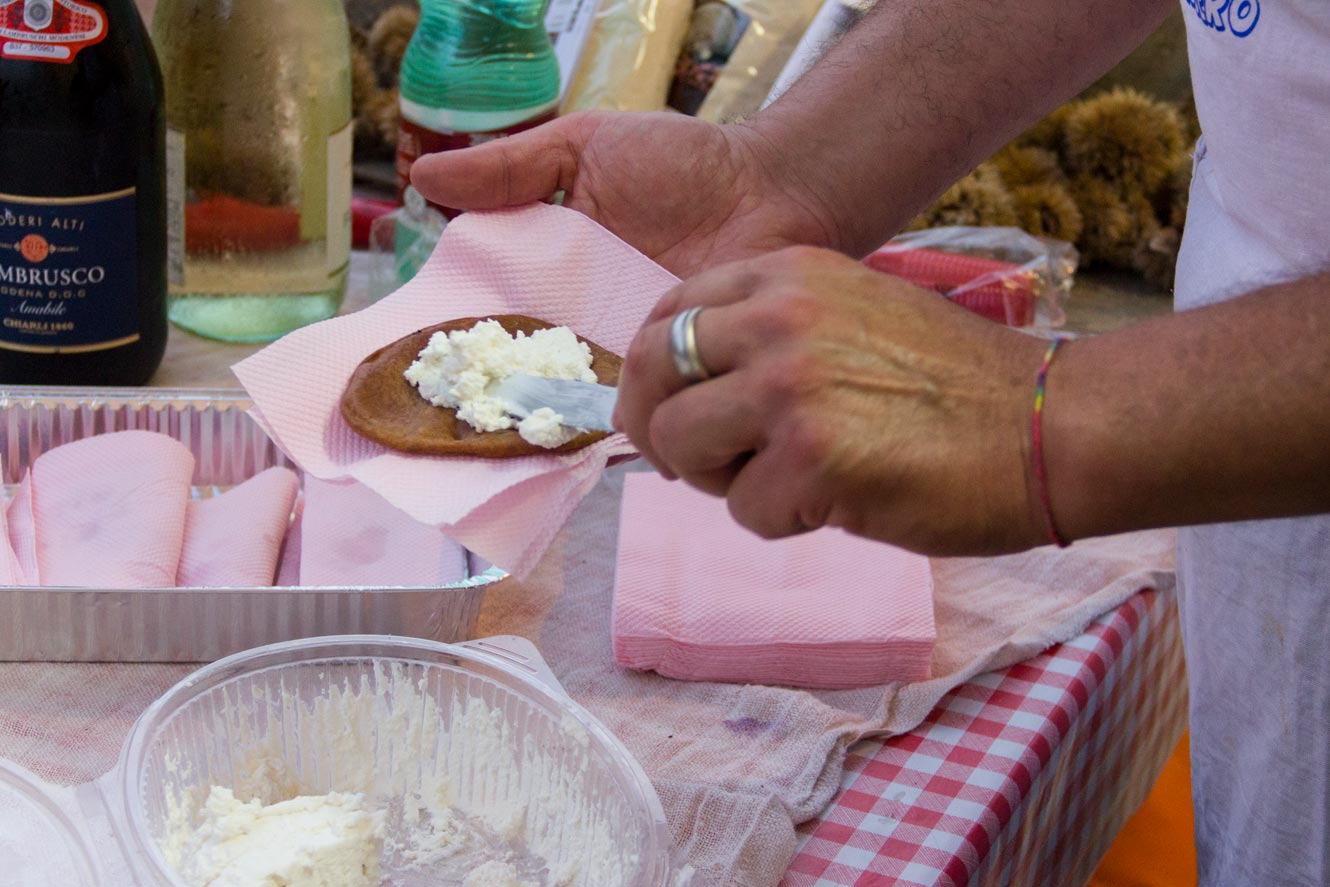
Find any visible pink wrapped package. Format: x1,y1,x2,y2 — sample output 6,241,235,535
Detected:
274,507,304,587
176,467,300,587
612,472,936,689
233,204,681,577
7,431,194,588
0,432,304,588
0,430,467,589
298,477,467,587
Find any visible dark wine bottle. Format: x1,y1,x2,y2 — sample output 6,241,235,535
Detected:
0,0,167,385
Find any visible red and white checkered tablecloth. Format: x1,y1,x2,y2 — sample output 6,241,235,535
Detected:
786,587,1186,887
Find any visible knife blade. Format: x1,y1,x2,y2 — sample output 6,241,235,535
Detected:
489,374,619,432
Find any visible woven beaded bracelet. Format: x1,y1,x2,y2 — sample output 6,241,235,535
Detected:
1032,337,1071,548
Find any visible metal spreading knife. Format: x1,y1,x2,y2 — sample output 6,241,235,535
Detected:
489,374,619,432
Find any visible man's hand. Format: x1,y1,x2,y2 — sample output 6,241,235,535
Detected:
410,111,840,278
613,247,1050,556
617,248,1330,553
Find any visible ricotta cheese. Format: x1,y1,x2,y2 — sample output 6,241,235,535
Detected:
168,787,384,887
160,664,633,887
404,320,597,449
463,860,538,887
516,407,579,449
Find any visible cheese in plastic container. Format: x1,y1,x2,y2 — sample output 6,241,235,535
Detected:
0,635,688,887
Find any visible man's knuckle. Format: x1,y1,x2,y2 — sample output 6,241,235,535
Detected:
754,348,816,408
777,244,825,267
646,408,674,458
648,290,682,324
755,360,797,404
623,337,654,379
786,414,831,464
727,494,779,539
750,292,816,343
782,346,824,384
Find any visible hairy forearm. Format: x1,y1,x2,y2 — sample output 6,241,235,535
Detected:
1045,274,1330,541
743,0,1175,256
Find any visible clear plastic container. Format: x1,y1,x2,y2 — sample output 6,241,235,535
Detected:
368,187,447,303
0,761,99,887
0,635,683,887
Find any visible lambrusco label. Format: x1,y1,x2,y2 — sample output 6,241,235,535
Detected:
0,0,108,64
0,188,139,353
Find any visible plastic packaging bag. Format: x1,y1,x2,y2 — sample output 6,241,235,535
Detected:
763,0,874,108
368,186,447,302
668,0,824,122
865,227,1077,329
546,0,607,103
562,0,693,112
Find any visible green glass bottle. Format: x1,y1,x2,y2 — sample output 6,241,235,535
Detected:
152,0,353,343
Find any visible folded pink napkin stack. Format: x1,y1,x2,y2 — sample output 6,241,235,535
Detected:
612,473,937,689
233,203,680,577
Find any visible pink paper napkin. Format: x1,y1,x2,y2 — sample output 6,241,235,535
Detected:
2,477,30,585
0,478,17,586
176,467,300,587
612,472,937,689
7,431,195,588
298,477,467,587
232,204,681,577
274,499,304,587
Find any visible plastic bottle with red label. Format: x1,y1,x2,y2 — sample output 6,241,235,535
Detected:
0,0,168,384
396,0,561,215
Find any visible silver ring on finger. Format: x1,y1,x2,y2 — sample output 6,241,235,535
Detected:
669,306,712,385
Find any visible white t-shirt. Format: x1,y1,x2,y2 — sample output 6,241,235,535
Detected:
1174,1,1330,883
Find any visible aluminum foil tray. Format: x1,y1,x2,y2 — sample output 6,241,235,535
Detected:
0,386,502,662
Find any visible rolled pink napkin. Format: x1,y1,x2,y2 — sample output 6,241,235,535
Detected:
273,497,304,587
7,431,195,587
176,467,300,587
612,472,937,689
3,476,33,585
0,476,18,586
232,203,680,577
298,477,467,587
